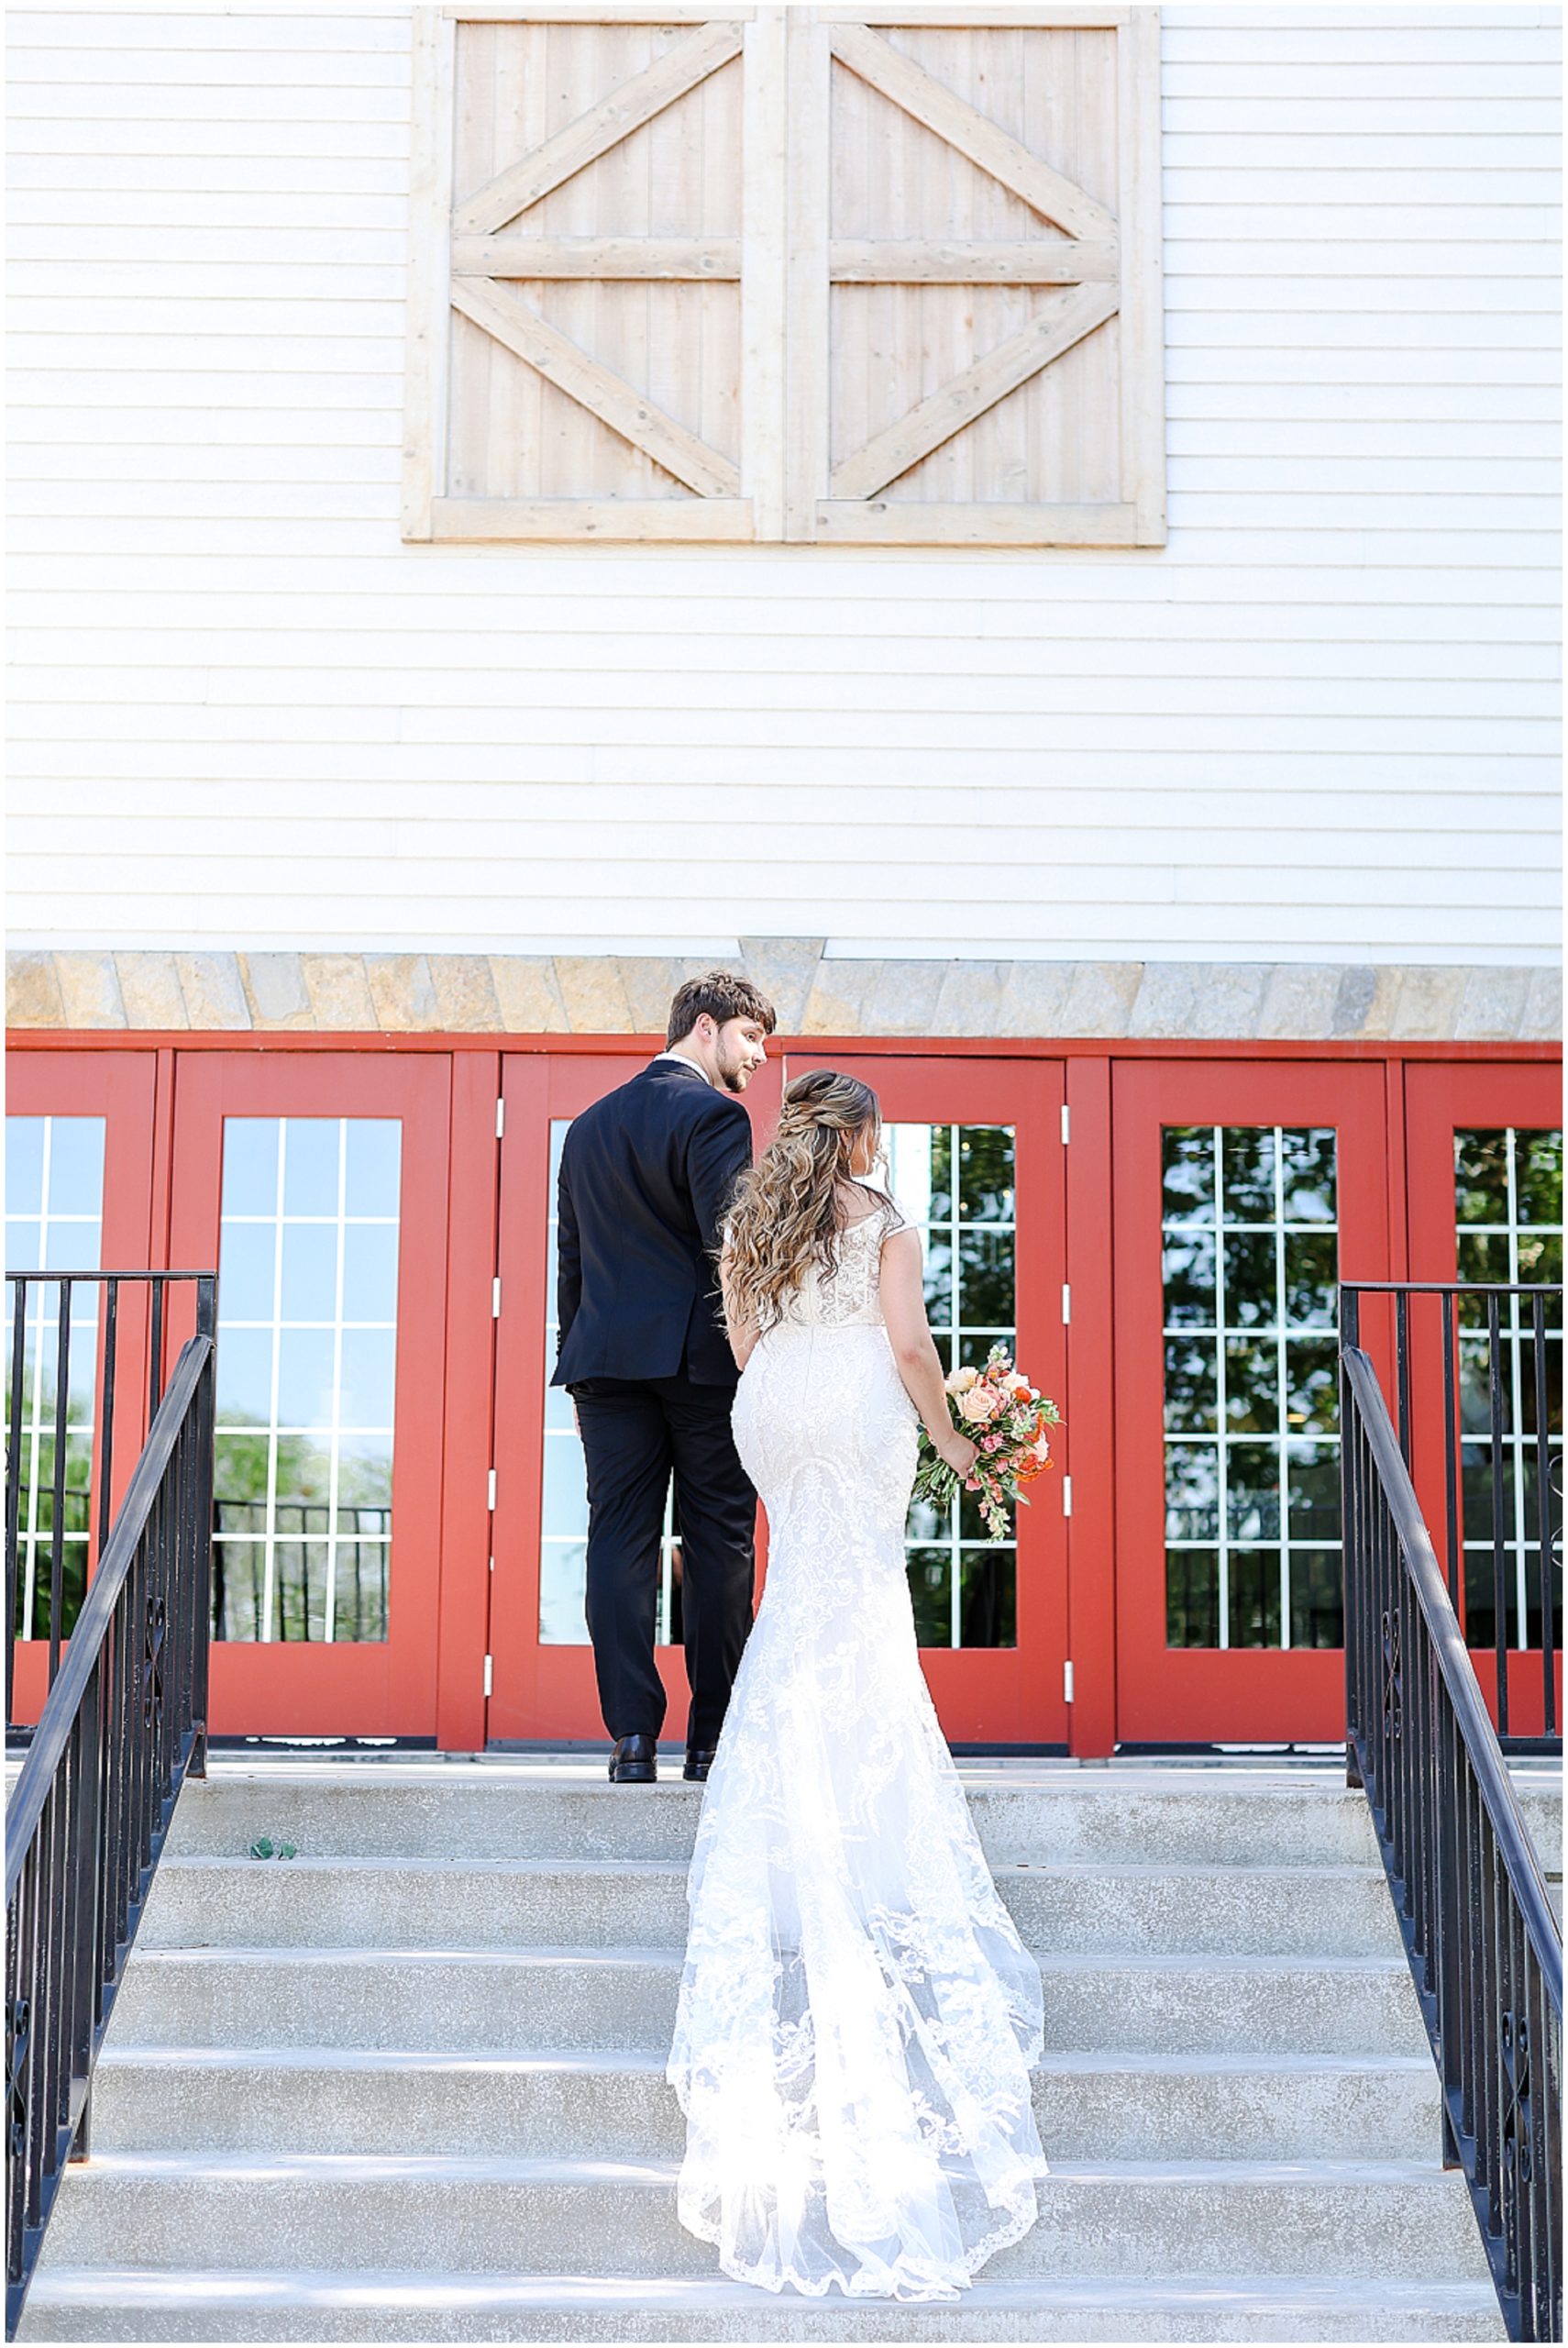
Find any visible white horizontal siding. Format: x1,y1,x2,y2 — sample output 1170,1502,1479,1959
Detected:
6,5,1562,970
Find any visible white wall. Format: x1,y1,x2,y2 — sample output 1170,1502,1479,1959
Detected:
7,5,1562,969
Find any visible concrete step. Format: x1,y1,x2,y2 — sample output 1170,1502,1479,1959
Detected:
105,1945,1432,2058
36,2151,1492,2287
90,2044,1444,2165
167,1767,1419,1868
139,1854,1407,1959
16,2268,1508,2343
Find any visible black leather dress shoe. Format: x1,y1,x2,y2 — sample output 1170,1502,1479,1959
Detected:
609,1734,657,1783
683,1746,718,1783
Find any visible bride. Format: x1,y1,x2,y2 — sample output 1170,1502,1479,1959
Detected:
667,1069,1047,2301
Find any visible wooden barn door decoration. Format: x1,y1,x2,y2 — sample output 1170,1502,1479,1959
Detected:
406,6,1163,548
790,7,1164,547
407,6,788,543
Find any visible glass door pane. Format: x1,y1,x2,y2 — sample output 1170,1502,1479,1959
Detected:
6,1115,105,1645
213,1117,400,1645
168,1052,450,1738
1113,1059,1389,1747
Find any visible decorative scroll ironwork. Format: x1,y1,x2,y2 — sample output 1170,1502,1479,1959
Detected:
1342,1280,1562,2342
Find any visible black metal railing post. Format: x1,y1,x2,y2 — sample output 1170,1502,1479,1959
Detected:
6,1269,216,2338
1341,1279,1562,2343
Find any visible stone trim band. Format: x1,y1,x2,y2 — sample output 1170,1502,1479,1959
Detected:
6,946,1561,1044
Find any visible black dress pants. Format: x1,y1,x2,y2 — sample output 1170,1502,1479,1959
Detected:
571,1370,756,1748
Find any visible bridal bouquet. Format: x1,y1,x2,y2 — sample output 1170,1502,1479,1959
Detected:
914,1343,1061,1540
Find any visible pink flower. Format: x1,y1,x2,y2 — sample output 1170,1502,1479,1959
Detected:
1032,1432,1052,1464
982,1434,1002,1454
958,1386,999,1424
965,1476,979,1490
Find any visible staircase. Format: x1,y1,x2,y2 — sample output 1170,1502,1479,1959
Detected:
17,1757,1562,2344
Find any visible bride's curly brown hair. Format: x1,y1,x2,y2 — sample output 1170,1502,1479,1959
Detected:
721,1069,900,1333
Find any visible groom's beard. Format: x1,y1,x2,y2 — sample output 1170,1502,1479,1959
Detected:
715,1047,752,1093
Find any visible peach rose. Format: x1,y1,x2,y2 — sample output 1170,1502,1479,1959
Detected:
959,1385,999,1424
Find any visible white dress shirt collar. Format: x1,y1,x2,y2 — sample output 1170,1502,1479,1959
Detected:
651,1047,714,1088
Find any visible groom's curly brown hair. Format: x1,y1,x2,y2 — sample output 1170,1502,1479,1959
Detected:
667,970,777,1047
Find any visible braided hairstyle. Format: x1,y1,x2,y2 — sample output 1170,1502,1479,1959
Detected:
721,1069,900,1333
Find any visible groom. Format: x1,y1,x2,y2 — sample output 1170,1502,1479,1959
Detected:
553,972,777,1783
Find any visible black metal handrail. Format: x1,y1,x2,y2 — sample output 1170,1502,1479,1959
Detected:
7,1269,217,1721
1342,1285,1562,2342
5,1275,215,2339
1342,1279,1561,1749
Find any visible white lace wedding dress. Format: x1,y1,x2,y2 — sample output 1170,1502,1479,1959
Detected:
667,1199,1047,2301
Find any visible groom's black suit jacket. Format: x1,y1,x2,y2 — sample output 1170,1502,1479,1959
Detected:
552,1059,753,1390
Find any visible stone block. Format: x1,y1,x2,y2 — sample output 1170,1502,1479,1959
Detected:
800,962,872,1036
1353,966,1405,1040
1060,961,1141,1037
489,957,569,1036
736,937,823,1033
53,951,127,1029
1387,967,1467,1042
933,960,1009,1037
175,953,250,1031
1521,964,1563,1042
1130,962,1270,1041
116,953,187,1030
1135,962,1269,1042
859,959,946,1036
1455,966,1531,1042
553,957,635,1034
617,957,709,1040
302,955,379,1032
239,953,311,1029
1331,966,1378,1039
429,955,502,1033
996,960,1074,1039
6,950,65,1027
365,955,440,1032
1258,965,1342,1042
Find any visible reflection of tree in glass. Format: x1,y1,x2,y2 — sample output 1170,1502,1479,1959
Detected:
1221,1127,1275,1224
1516,1131,1562,1227
905,1549,950,1646
956,1129,1014,1224
1165,1336,1218,1434
1280,1128,1337,1224
1162,1234,1216,1329
1455,1130,1510,1226
1223,1337,1277,1433
1162,1126,1216,1223
957,1229,1013,1329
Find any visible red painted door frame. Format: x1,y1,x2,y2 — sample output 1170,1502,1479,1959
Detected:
6,1050,160,1725
1111,1058,1392,1745
1403,1059,1562,1737
167,1051,453,1737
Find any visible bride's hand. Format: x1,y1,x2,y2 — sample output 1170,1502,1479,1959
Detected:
935,1429,979,1478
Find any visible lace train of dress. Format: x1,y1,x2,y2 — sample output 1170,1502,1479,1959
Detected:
667,1206,1047,2301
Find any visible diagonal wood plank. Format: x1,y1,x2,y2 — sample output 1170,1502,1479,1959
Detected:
831,280,1119,502
450,277,741,499
454,20,745,236
829,22,1119,244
